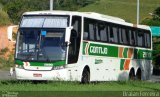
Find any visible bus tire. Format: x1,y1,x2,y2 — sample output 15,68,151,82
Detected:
136,68,141,80
129,68,135,80
81,67,90,84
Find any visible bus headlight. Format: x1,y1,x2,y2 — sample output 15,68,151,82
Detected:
15,64,24,69
52,66,64,70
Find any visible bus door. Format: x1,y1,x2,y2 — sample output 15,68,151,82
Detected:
68,16,82,64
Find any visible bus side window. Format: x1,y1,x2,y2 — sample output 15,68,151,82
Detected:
84,18,96,41
109,26,114,43
100,28,107,42
99,23,107,42
83,32,89,40
95,24,100,41
130,30,136,46
137,31,144,47
144,33,147,48
89,24,95,41
146,33,151,48
119,28,123,44
145,32,151,48
84,19,89,40
122,29,129,44
133,31,137,46
112,27,118,43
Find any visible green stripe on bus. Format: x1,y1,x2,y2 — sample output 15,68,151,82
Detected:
83,42,87,54
138,49,152,59
82,42,152,60
123,48,128,58
134,49,138,59
31,61,65,66
83,42,118,57
15,59,23,65
15,60,65,66
120,59,125,70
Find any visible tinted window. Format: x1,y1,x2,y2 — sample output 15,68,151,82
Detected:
144,31,151,48
130,30,137,46
137,31,144,47
99,24,107,42
109,25,118,43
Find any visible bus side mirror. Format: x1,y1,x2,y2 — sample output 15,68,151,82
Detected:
65,27,73,44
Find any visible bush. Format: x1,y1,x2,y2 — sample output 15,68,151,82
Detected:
0,10,11,25
0,47,9,55
0,47,14,70
141,18,160,26
12,32,17,41
4,0,49,24
0,55,14,70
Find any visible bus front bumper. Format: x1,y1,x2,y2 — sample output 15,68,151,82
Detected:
15,68,69,80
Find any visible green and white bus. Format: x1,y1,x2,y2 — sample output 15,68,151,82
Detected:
15,11,152,83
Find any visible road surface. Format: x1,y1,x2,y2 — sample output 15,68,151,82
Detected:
0,70,159,82
0,70,16,80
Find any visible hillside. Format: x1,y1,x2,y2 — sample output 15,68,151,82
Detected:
79,0,160,24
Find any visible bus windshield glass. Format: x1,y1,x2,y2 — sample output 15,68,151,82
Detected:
20,15,69,28
15,28,67,62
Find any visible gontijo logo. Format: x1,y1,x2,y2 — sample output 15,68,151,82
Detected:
90,46,108,54
85,43,108,55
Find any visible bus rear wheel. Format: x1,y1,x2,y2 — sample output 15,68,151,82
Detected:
81,68,90,84
129,69,135,80
136,69,141,80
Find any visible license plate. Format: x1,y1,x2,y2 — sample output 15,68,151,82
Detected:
33,73,42,77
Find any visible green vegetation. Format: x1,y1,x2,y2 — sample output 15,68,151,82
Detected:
0,81,158,97
0,48,14,70
141,6,160,26
79,0,160,23
0,2,10,25
0,10,10,26
55,0,99,11
141,7,160,69
0,0,160,24
0,0,97,24
12,32,17,41
0,81,159,91
1,0,49,24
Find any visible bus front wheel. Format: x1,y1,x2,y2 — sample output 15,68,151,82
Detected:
81,68,90,84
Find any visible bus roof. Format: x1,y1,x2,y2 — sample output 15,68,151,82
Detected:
23,10,125,21
23,10,150,31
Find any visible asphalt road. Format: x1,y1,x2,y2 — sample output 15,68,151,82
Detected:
150,75,160,82
0,70,159,82
0,70,16,80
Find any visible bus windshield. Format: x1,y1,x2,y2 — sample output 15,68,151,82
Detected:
20,15,69,28
15,28,67,62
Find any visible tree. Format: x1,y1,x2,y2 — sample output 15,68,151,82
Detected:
4,0,49,24
141,7,160,26
154,6,160,19
1,0,98,24
141,6,160,70
0,10,11,25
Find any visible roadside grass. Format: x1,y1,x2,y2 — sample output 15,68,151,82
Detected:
0,80,159,91
79,0,160,23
